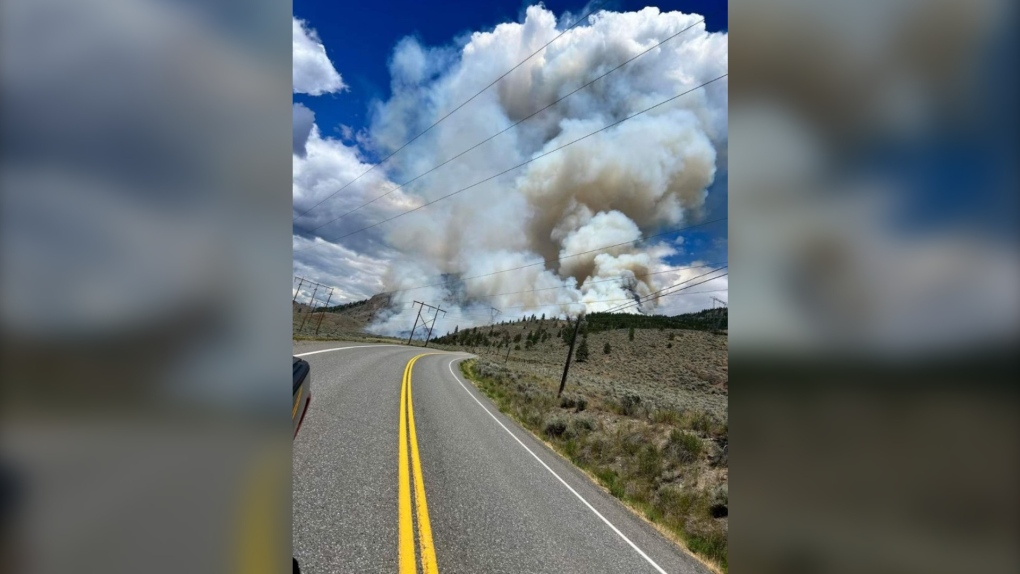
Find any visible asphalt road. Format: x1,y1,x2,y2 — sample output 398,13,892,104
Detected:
293,342,711,574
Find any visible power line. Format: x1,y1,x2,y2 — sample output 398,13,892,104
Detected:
606,268,729,314
406,260,727,307
293,0,610,220
303,18,706,231
604,265,727,313
296,73,727,249
337,216,726,297
466,260,726,300
460,288,730,315
605,267,727,314
363,260,725,312
384,280,729,314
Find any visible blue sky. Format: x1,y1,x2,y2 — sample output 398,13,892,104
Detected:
292,1,728,324
294,1,727,141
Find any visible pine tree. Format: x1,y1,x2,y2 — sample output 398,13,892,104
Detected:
603,342,611,354
575,338,590,362
628,327,635,341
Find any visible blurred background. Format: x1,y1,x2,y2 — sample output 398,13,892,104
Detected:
1,0,293,573
2,0,1017,573
729,0,1018,573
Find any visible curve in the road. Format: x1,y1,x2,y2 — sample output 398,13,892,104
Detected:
443,357,669,574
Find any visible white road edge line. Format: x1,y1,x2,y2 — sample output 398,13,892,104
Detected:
294,344,405,357
446,358,670,574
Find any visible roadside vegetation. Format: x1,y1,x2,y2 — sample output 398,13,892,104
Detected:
459,358,729,572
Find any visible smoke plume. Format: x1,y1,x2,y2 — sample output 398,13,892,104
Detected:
295,6,728,336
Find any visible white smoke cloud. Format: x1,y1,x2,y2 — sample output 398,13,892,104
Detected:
295,5,728,336
293,17,347,95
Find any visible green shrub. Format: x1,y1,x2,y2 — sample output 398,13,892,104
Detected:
666,429,703,464
620,393,642,416
570,417,595,434
595,468,626,499
575,338,590,362
544,417,567,437
657,486,700,529
686,410,713,434
603,342,611,354
652,409,683,425
637,444,663,479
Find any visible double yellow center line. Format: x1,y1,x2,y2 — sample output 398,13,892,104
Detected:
398,354,439,574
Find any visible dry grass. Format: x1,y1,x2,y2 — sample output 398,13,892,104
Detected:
433,319,728,420
461,358,728,571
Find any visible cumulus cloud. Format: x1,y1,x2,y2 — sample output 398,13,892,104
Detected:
292,122,417,264
293,17,347,95
295,5,728,336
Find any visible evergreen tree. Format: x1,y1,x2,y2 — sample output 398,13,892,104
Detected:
575,338,590,362
603,342,611,354
628,327,635,341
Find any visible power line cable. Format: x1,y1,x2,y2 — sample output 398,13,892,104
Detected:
456,287,730,315
466,259,726,300
297,73,727,248
344,216,727,297
368,268,727,314
606,268,728,314
303,18,706,230
293,0,610,219
359,263,726,311
605,267,728,314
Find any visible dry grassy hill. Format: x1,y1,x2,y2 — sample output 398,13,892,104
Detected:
292,293,393,339
293,299,729,569
431,318,728,420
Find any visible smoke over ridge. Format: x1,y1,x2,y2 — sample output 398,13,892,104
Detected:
293,5,728,336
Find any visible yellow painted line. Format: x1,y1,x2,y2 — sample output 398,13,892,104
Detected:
398,353,441,574
407,355,439,574
292,387,304,418
398,357,416,574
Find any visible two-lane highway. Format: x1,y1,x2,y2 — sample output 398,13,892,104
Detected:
293,342,711,574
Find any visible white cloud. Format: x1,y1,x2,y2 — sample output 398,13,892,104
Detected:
293,17,347,95
295,5,728,335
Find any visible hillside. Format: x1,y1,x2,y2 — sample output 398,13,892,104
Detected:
292,293,390,338
431,314,728,420
293,298,728,418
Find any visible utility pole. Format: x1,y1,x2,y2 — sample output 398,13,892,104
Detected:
557,314,584,397
299,283,320,331
423,305,446,348
293,277,304,304
407,301,424,345
489,307,502,356
314,288,334,336
710,296,727,332
504,340,512,363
